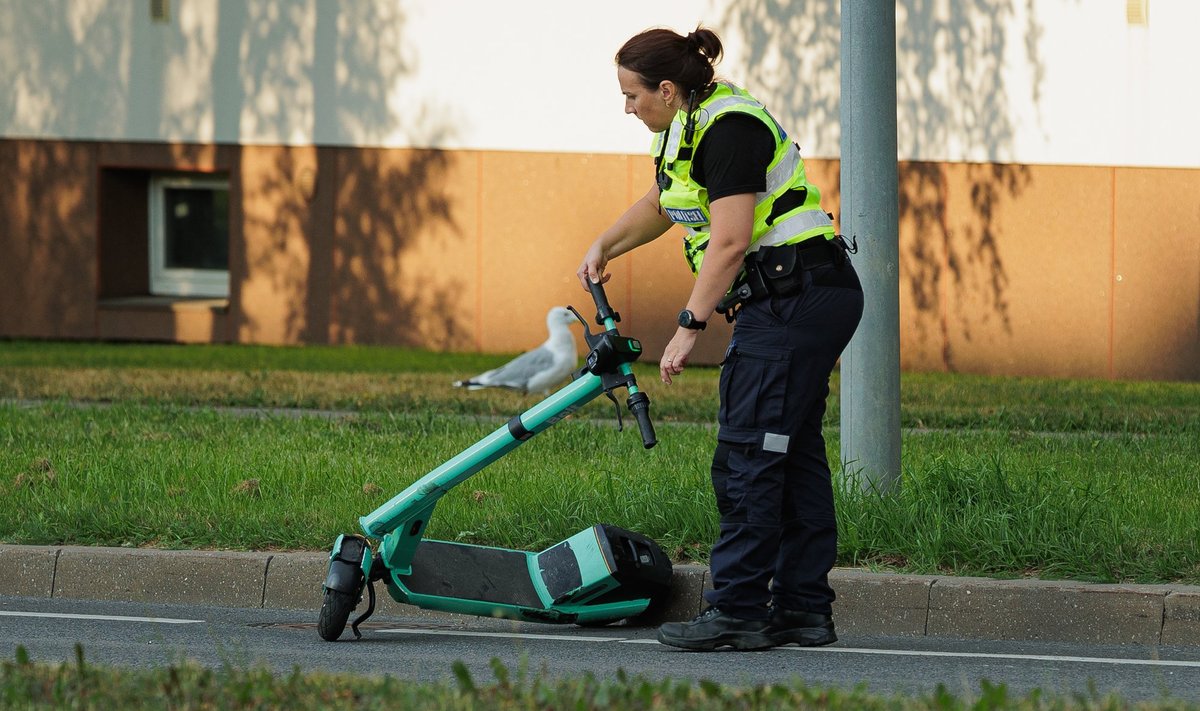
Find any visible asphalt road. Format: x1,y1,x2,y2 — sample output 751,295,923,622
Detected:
3,595,1200,703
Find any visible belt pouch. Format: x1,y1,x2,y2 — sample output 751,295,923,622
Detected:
755,243,798,279
754,244,807,296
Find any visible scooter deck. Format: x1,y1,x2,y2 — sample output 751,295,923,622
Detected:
405,540,541,607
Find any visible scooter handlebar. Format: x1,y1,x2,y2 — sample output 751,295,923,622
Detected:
627,390,656,449
588,279,617,325
585,280,656,448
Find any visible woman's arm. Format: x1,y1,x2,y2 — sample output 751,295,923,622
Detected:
659,192,753,384
577,183,673,289
683,193,753,318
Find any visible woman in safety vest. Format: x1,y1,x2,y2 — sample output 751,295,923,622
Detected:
576,26,864,651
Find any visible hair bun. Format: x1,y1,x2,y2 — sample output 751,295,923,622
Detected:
685,31,702,52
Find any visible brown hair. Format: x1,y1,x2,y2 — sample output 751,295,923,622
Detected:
615,27,723,96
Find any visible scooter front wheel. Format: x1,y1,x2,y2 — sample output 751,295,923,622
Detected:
317,588,358,641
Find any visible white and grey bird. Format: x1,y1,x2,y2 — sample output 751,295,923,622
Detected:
453,306,580,394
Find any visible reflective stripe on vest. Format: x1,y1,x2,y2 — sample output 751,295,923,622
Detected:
749,209,834,252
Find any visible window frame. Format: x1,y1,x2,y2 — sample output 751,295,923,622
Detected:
147,174,231,298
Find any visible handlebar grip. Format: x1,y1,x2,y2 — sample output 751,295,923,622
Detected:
587,279,617,324
626,391,657,449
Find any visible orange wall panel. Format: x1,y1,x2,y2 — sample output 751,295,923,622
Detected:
0,141,97,338
233,145,320,344
330,148,478,349
385,150,479,351
2,137,1198,382
897,161,951,373
940,163,1112,378
1113,168,1200,381
477,151,631,355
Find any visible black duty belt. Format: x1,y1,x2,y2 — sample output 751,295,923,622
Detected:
716,237,850,319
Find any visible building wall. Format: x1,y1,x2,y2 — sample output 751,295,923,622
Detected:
897,161,1200,381
2,137,1196,380
4,1,1197,167
1,1,1197,380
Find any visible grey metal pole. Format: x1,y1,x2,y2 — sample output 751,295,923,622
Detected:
839,0,901,493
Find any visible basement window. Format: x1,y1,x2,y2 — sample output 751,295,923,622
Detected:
148,174,230,298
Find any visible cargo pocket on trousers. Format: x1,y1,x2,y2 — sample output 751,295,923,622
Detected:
717,344,792,445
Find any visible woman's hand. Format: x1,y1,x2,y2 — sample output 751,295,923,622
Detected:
577,183,672,291
576,242,611,291
660,328,700,384
657,194,753,384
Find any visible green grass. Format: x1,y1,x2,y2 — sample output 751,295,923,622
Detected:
0,339,505,373
839,430,1200,582
4,341,1197,430
4,645,1193,710
1,339,1199,584
899,372,1200,434
0,401,713,557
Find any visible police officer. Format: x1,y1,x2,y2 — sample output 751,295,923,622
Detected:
577,26,864,651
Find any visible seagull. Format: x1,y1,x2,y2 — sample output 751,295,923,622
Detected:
453,306,580,394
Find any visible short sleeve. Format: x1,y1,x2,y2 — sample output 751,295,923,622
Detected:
692,114,775,201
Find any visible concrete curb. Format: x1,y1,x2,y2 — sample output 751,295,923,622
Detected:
3,544,1198,646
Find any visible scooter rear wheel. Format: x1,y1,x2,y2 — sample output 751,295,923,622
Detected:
317,588,358,641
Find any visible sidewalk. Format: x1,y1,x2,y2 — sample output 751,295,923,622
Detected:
3,544,1199,646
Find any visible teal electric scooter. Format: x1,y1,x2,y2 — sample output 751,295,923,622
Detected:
317,281,673,641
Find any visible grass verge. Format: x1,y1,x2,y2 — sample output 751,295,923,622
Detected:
3,399,1197,583
4,645,1194,710
2,339,1199,584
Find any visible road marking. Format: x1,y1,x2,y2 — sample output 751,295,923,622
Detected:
790,645,1200,668
375,627,1200,668
0,611,202,625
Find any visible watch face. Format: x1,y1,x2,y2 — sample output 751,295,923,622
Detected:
677,309,704,330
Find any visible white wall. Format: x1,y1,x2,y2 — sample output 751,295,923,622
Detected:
985,0,1200,167
1,0,1196,167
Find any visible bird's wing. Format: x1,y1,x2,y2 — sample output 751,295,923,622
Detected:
467,345,557,390
524,349,581,393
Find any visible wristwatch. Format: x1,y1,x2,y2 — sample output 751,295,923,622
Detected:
677,309,707,331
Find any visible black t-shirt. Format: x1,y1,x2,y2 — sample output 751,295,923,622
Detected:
690,113,776,201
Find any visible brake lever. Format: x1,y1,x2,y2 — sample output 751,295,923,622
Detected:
605,391,624,432
566,305,603,350
570,304,627,432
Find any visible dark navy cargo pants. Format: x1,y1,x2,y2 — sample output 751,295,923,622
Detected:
703,262,864,620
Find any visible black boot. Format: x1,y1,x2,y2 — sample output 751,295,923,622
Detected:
656,607,773,651
764,607,837,647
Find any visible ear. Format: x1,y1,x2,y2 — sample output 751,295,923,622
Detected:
658,80,676,103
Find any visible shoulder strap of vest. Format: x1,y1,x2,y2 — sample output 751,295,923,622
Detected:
692,85,786,145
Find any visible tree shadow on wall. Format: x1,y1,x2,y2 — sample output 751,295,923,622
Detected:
901,161,1029,369
318,3,465,348
333,145,464,348
719,1,842,156
722,0,1043,369
199,1,463,347
0,5,127,334
0,143,96,334
0,4,130,137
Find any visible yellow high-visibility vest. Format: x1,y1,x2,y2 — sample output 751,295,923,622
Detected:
652,82,834,274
